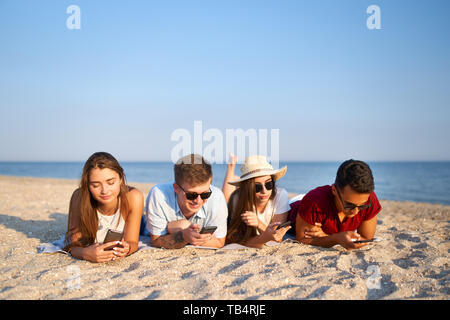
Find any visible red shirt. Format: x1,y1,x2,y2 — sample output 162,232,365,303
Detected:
288,185,381,235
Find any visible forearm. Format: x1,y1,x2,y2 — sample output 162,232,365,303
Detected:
244,233,270,249
357,227,376,240
152,232,188,249
222,162,238,202
297,234,338,248
256,220,267,234
222,178,236,203
127,241,139,255
65,233,87,259
201,236,225,248
68,246,87,260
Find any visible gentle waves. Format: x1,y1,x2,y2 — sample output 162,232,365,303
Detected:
1,161,449,205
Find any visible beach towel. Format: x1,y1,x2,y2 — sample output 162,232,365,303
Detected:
186,233,299,250
37,234,299,254
289,193,305,204
38,195,305,253
37,235,158,254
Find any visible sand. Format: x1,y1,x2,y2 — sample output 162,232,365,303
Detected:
0,175,448,300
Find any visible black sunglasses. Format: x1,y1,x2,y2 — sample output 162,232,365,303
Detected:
255,181,274,193
177,184,212,201
336,187,371,211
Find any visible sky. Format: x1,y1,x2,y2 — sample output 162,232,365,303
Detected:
0,0,449,162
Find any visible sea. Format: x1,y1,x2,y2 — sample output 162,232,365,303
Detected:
1,161,449,205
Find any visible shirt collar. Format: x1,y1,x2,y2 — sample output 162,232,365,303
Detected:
173,187,208,220
195,206,207,219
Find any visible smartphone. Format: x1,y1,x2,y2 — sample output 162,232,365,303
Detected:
103,229,123,250
276,221,291,230
352,237,379,244
200,226,217,234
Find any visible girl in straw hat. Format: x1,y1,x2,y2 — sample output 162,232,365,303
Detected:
222,154,291,248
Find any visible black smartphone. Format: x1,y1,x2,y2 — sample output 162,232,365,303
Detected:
276,221,291,230
103,229,123,250
200,226,217,234
352,238,375,244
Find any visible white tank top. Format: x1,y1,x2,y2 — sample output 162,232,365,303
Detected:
95,201,126,244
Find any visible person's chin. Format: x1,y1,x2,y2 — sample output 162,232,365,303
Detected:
257,195,270,202
188,203,202,212
96,195,115,204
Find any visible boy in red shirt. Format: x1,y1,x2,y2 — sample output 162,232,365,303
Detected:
288,159,382,250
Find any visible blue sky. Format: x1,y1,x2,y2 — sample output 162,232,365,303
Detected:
1,0,449,162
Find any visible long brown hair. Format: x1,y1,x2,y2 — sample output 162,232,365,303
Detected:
64,152,130,251
225,176,277,245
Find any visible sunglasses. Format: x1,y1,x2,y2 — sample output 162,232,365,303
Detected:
336,187,371,211
177,183,212,201
255,181,274,193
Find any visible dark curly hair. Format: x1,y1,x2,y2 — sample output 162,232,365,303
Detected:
335,159,374,194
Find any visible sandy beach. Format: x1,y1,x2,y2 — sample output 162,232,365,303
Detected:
0,175,448,300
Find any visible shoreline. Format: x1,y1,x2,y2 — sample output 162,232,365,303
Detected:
0,174,447,206
0,174,449,300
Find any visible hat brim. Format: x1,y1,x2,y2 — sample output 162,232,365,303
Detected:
228,166,287,186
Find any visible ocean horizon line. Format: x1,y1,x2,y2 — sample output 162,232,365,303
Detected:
1,161,449,205
0,174,449,207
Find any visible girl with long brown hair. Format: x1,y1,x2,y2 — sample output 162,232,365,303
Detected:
223,155,291,248
64,152,144,262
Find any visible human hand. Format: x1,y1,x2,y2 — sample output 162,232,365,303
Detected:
84,242,119,263
227,153,238,168
226,153,240,181
111,240,130,261
304,223,328,238
262,222,292,243
182,224,213,246
331,231,369,250
241,211,259,228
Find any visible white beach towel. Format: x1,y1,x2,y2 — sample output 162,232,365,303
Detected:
38,194,305,254
186,233,299,250
192,194,304,250
289,193,305,204
37,233,299,253
37,235,159,254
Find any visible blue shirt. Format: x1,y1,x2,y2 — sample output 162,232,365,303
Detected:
142,183,228,238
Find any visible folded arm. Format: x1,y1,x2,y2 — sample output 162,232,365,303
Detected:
151,221,226,249
121,188,144,256
295,215,375,250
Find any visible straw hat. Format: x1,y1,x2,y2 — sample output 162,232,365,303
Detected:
228,155,287,186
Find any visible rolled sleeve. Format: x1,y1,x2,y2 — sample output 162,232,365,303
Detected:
298,196,318,226
274,188,290,214
206,188,228,239
146,186,169,236
363,192,382,221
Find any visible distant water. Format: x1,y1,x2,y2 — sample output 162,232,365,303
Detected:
1,161,449,205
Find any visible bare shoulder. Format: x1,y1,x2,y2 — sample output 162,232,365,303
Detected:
126,186,144,203
68,188,82,221
70,188,82,205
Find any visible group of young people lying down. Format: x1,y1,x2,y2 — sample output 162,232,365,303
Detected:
64,152,382,263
